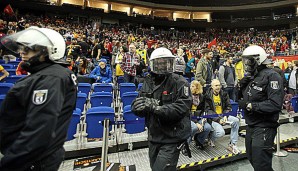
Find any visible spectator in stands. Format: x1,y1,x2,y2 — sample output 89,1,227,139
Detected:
189,80,211,150
115,46,126,77
218,55,238,101
89,58,112,83
0,27,77,171
284,61,293,74
175,48,186,76
131,47,191,170
185,56,196,80
204,79,240,154
74,56,90,76
287,61,298,96
0,64,9,81
121,43,140,83
195,49,213,92
66,55,75,72
91,38,103,63
15,61,28,75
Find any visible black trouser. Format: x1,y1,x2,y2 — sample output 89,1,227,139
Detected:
245,126,277,171
148,141,181,171
25,148,65,171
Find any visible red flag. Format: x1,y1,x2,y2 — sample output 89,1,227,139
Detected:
4,4,14,15
208,38,217,49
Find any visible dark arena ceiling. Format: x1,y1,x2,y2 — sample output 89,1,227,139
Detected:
138,0,287,6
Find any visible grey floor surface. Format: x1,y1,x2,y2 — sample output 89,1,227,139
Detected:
59,122,298,171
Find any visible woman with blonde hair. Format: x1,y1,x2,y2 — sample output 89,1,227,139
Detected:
183,80,211,153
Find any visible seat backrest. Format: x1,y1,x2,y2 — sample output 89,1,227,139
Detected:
117,76,124,84
5,75,26,84
78,83,91,95
93,83,113,93
0,94,6,107
121,91,138,107
0,83,14,95
76,93,87,112
7,61,20,68
137,83,143,91
1,64,13,69
291,96,298,113
123,105,145,134
67,108,81,141
6,69,16,76
90,92,113,107
230,102,239,117
86,107,115,138
119,83,136,98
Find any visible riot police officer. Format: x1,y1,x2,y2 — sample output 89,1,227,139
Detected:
238,45,283,171
0,27,78,171
131,47,192,171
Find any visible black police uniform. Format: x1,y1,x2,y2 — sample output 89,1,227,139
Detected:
0,62,78,171
240,68,283,171
133,73,192,171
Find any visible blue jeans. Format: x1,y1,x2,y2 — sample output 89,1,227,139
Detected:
224,87,235,101
211,115,239,144
189,120,212,145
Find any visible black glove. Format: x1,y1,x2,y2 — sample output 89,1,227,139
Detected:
131,97,160,113
239,76,251,88
238,100,247,110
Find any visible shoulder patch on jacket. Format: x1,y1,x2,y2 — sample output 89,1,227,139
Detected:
32,90,48,105
183,86,189,96
270,81,279,90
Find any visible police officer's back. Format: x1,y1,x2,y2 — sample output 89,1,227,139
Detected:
238,45,283,171
0,27,77,171
131,47,192,171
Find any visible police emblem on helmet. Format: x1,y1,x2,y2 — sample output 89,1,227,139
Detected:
32,89,48,105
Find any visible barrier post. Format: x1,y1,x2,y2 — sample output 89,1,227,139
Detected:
101,119,110,171
274,120,288,157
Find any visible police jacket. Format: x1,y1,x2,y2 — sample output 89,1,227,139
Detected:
241,68,283,128
135,73,192,144
0,62,78,170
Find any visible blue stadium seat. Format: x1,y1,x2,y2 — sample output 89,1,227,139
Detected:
230,101,239,117
93,83,113,93
117,76,124,84
67,108,81,141
7,61,20,68
119,83,136,98
123,105,145,134
191,77,195,82
291,96,298,113
0,60,5,64
76,93,87,112
6,69,16,76
78,83,91,95
0,94,6,106
184,77,190,83
86,107,115,138
1,64,13,69
90,92,113,107
137,83,143,90
5,75,26,83
0,83,14,95
121,91,138,107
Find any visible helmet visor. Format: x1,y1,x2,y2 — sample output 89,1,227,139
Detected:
150,57,175,74
0,28,53,54
242,56,257,77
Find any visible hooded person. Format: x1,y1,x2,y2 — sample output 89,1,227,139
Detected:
89,58,112,83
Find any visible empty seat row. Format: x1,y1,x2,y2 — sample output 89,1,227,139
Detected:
67,106,145,140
